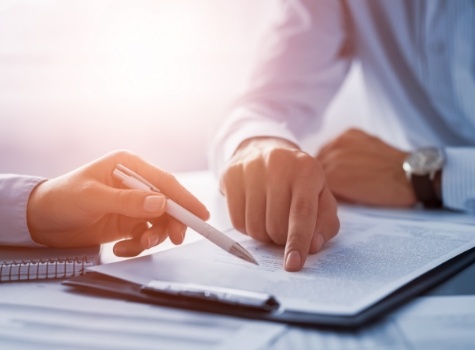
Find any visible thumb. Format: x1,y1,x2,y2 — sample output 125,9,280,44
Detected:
91,185,167,218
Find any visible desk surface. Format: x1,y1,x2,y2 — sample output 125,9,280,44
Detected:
429,261,475,296
1,170,474,349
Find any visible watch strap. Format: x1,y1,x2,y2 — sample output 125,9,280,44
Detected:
410,173,442,208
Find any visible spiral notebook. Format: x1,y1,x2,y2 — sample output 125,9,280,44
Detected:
0,245,100,282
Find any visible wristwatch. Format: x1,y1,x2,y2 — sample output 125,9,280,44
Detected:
402,147,444,208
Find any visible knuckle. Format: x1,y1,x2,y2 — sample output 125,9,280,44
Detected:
118,189,136,209
345,128,365,140
225,162,241,177
242,160,262,177
220,164,244,191
161,172,181,195
346,127,361,135
266,147,289,165
332,128,361,147
220,168,234,185
296,154,321,177
109,149,137,160
165,172,178,185
266,147,309,171
291,197,316,218
265,148,323,182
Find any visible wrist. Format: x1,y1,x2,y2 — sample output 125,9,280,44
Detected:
26,180,51,245
402,147,444,208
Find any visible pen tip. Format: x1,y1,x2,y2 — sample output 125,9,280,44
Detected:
248,255,259,265
244,255,259,266
230,244,259,266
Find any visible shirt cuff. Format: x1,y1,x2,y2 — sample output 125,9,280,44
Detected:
442,147,475,213
0,175,46,246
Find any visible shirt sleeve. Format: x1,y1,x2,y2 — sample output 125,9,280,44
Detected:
209,0,353,177
442,148,475,213
0,174,46,246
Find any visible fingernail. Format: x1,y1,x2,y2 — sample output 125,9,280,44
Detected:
113,245,121,255
113,244,128,257
316,234,325,251
150,234,159,247
285,250,302,271
143,196,166,213
113,240,141,257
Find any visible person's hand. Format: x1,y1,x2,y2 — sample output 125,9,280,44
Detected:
220,137,340,272
26,150,209,257
316,128,415,207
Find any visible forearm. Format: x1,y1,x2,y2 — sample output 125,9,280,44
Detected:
209,0,352,177
0,175,46,246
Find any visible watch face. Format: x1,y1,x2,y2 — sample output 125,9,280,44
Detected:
403,148,444,176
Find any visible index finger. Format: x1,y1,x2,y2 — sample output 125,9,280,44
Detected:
284,169,322,272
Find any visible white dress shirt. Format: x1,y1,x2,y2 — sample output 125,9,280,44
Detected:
0,175,44,246
210,0,475,212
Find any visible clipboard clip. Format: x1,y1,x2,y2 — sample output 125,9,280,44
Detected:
141,280,280,312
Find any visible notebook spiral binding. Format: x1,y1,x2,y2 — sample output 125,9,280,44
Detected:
0,255,95,282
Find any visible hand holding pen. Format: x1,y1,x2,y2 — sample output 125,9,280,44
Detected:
27,150,211,257
114,164,258,264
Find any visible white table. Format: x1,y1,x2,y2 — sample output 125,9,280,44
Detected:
2,171,475,349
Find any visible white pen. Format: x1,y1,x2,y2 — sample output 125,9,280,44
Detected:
113,164,258,265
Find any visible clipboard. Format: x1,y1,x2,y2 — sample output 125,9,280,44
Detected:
63,246,475,328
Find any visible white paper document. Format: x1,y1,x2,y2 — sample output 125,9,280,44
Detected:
90,212,475,316
344,204,475,225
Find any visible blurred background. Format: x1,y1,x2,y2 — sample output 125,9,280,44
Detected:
0,0,369,178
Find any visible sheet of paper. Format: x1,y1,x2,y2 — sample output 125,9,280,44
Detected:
343,204,475,225
90,211,475,316
0,281,285,350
